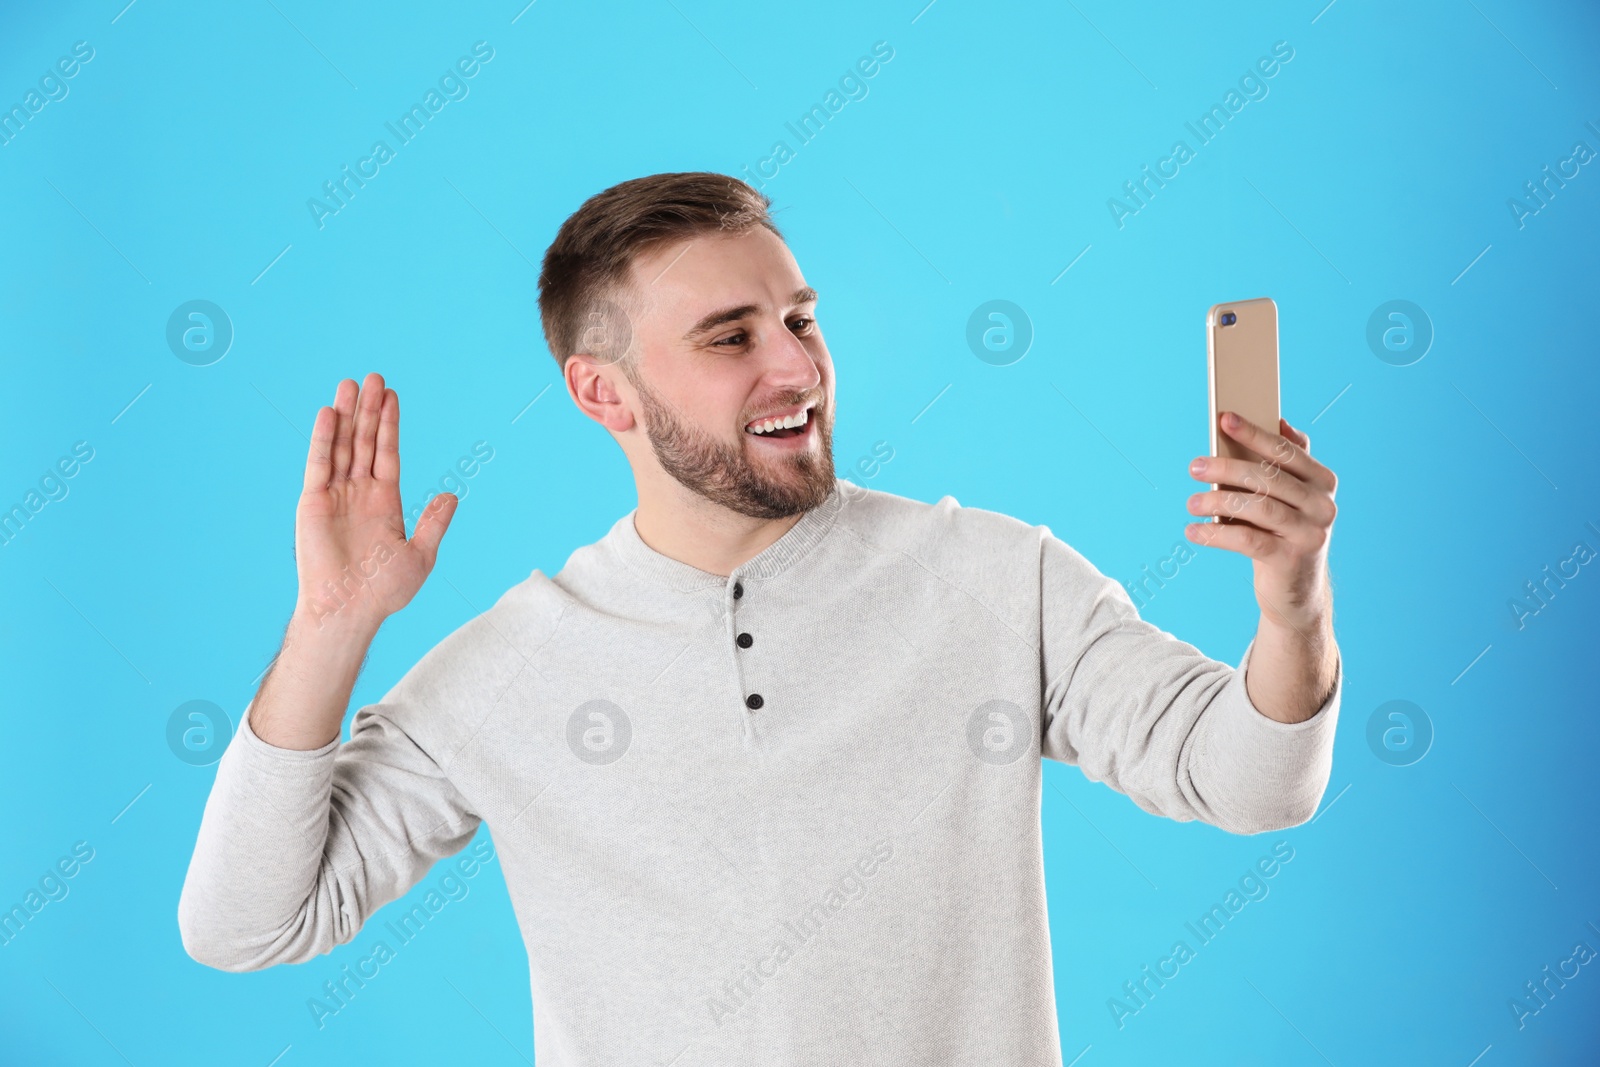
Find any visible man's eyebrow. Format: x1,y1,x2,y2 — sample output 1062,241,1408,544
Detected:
683,287,819,339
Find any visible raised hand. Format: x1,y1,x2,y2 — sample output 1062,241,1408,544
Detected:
1184,412,1339,634
294,373,457,634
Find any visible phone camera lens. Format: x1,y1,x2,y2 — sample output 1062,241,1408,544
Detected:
1220,312,1237,326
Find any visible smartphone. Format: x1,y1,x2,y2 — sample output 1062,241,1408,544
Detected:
1206,297,1280,525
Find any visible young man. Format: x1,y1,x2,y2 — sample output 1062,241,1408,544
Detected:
179,172,1341,1064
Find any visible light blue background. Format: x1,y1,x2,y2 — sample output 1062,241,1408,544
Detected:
2,0,1598,1063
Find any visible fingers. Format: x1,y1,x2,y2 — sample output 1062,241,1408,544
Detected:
408,491,457,570
325,375,393,484
1188,486,1292,539
1187,486,1330,552
350,372,386,480
330,379,357,480
373,388,400,484
1279,417,1310,451
1218,411,1336,494
1184,518,1279,561
1190,455,1334,524
303,405,335,492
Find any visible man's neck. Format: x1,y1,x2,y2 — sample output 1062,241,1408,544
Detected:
631,487,807,578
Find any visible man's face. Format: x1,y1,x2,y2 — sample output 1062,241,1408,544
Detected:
615,226,836,520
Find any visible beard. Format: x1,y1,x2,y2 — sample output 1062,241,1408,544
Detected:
632,372,836,520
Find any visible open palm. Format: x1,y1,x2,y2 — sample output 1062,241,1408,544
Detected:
295,372,456,633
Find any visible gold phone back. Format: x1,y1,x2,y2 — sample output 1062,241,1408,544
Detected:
1207,297,1280,522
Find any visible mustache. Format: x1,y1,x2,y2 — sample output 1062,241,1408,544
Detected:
743,395,825,423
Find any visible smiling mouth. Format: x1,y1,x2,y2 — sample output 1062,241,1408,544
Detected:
744,404,815,439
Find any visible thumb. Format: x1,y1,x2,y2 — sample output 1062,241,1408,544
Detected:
409,492,458,569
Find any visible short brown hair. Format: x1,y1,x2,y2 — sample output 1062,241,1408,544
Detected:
537,172,784,381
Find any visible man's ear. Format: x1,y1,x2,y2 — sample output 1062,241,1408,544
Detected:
566,354,636,433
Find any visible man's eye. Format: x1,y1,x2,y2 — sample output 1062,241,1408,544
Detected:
711,318,812,347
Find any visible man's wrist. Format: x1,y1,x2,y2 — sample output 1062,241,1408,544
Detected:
1260,605,1333,644
271,606,380,694
289,598,383,650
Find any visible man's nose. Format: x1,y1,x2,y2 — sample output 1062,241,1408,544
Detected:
762,319,822,389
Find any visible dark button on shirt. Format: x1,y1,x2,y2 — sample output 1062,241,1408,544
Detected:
745,693,763,710
733,581,744,599
736,632,753,649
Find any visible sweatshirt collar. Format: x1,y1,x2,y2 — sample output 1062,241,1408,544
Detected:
610,478,846,593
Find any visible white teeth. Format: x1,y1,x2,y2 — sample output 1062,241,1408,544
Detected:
746,407,811,435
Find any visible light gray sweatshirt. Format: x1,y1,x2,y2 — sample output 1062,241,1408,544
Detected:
178,477,1340,1065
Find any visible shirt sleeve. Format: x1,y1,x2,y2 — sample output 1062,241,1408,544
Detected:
1036,528,1341,835
176,683,482,972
